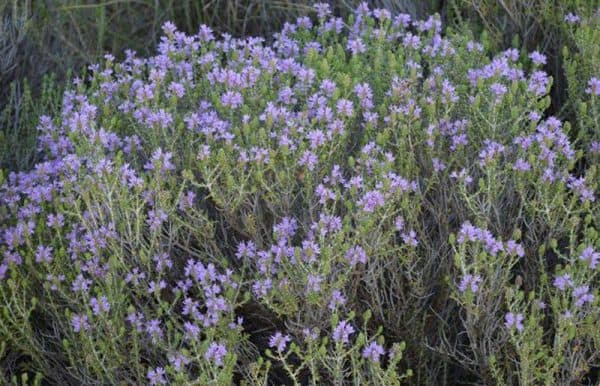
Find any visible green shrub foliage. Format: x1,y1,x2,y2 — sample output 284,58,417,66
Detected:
0,3,598,385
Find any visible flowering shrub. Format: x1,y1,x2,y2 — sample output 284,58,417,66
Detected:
0,3,598,384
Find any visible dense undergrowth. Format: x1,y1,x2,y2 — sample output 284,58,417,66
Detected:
0,2,599,385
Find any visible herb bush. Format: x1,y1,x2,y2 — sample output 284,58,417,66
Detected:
0,3,598,385
1,0,440,173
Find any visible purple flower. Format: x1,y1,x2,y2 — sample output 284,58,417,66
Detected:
344,245,367,266
328,289,347,311
162,21,177,36
278,87,296,105
126,312,145,332
46,273,65,290
198,24,214,42
529,51,547,66
147,209,168,232
306,274,323,293
528,71,549,96
298,150,318,171
152,252,173,272
467,41,484,52
296,16,312,29
359,190,384,212
178,190,196,210
90,296,110,315
573,285,594,307
72,314,90,333
528,111,541,122
0,264,9,280
147,367,167,385
490,82,507,99
567,176,595,203
302,327,319,342
72,274,93,294
332,320,354,344
168,82,185,98
320,79,336,96
314,3,331,19
458,274,482,294
315,213,342,236
478,140,505,166
146,319,163,342
441,79,458,104
274,217,298,241
553,273,573,291
505,240,525,257
347,38,366,55
221,90,243,109
585,77,600,96
205,342,228,366
269,331,291,353
579,246,599,269
197,144,211,160
252,278,272,298
373,8,391,21
395,216,405,231
336,99,354,118
35,245,53,263
47,213,65,228
401,230,419,247
450,169,472,184
236,240,256,259
144,147,175,173
536,300,547,310
363,342,385,363
403,33,421,50
394,13,411,28
354,83,373,110
125,267,146,286
168,352,190,372
3,251,22,266
302,240,321,262
564,12,580,24
184,321,200,340
513,158,531,172
504,312,524,332
307,130,327,149
148,280,167,294
315,184,336,204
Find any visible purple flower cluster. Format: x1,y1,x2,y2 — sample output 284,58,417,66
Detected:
458,274,482,294
269,331,292,353
553,273,595,308
332,320,355,345
504,312,524,332
205,342,228,366
345,245,367,266
457,222,524,257
585,77,600,96
579,247,599,269
363,341,385,363
0,3,597,384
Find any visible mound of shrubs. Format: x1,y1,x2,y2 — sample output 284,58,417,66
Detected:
0,3,598,385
